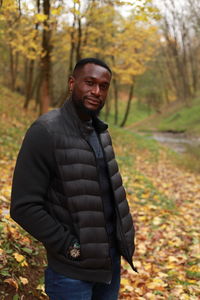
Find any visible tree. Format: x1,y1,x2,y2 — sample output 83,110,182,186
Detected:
24,0,41,109
154,0,200,106
39,0,52,115
109,17,158,126
0,0,160,122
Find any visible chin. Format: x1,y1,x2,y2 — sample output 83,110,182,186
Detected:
82,104,102,116
85,108,100,117
74,99,102,117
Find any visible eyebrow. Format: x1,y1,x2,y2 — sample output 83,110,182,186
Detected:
84,76,110,83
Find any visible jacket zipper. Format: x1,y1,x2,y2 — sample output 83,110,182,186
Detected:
84,137,113,284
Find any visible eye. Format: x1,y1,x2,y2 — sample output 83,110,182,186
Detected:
85,80,94,86
100,84,109,91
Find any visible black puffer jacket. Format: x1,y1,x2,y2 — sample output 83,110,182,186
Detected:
11,100,136,283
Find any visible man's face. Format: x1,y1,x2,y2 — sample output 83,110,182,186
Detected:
69,63,111,117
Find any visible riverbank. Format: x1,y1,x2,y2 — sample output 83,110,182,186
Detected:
124,96,200,173
124,128,200,174
128,95,200,136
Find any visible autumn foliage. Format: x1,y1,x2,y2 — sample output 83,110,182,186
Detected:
0,0,159,123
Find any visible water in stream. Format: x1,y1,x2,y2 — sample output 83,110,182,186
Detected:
150,132,200,153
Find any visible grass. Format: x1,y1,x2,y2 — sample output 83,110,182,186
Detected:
101,90,200,174
110,126,159,159
130,95,200,135
0,85,36,160
158,98,200,134
101,96,153,126
169,144,200,173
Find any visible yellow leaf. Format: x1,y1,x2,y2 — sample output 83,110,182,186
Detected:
13,252,25,262
36,283,45,292
188,265,200,272
35,13,48,22
19,276,28,285
21,260,28,267
180,294,190,300
147,278,167,289
51,8,61,16
121,278,130,286
141,192,149,198
13,252,28,266
120,277,133,292
152,216,163,225
145,292,158,299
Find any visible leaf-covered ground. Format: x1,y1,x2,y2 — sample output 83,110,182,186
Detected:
0,86,200,299
0,86,47,299
113,130,200,300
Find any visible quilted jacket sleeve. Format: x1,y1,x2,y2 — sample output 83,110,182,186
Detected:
10,123,74,255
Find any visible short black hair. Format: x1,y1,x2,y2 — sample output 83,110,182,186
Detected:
73,57,112,76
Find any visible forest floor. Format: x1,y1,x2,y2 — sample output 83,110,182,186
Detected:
112,128,200,299
0,86,200,299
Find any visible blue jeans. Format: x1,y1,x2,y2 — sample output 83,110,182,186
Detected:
45,248,121,300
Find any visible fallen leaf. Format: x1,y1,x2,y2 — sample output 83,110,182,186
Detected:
19,276,28,285
4,278,18,290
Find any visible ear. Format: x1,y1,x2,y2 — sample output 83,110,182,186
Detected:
68,76,75,92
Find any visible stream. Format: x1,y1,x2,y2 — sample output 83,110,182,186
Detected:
151,132,200,153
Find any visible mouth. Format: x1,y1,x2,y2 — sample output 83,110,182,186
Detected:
85,97,101,106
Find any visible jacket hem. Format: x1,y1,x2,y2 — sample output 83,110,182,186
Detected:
47,254,112,284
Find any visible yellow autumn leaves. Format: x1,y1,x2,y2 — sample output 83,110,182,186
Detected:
118,146,200,299
13,252,28,267
4,276,28,290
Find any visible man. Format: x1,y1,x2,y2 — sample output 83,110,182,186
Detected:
10,58,136,300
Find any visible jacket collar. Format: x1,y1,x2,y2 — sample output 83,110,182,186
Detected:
61,98,108,135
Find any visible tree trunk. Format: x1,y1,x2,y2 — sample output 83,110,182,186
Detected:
39,0,52,115
120,83,134,127
188,43,198,97
112,78,118,125
105,93,112,121
24,57,28,94
24,59,35,109
24,0,40,109
68,1,76,75
35,73,42,111
9,47,16,91
76,4,82,62
58,1,77,107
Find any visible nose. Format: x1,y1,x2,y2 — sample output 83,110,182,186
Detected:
91,84,100,97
